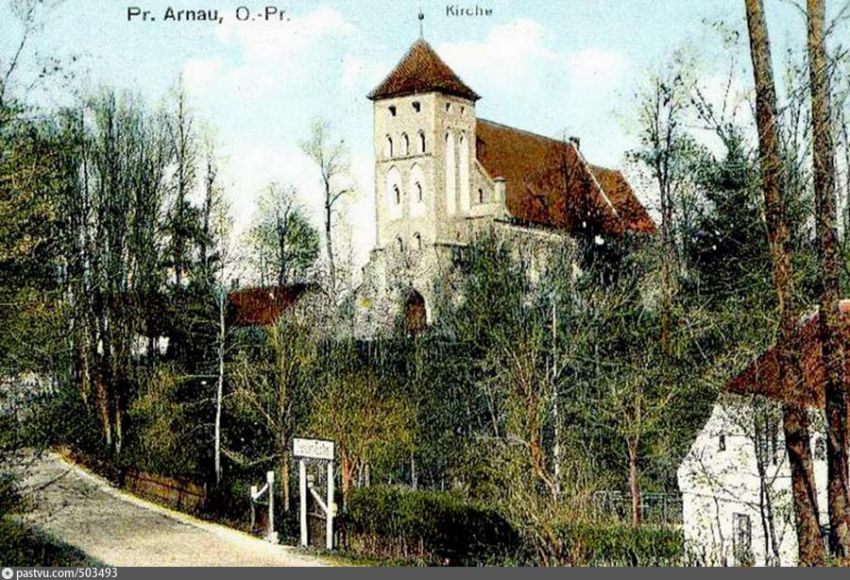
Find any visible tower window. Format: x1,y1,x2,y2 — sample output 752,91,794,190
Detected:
718,434,726,451
412,101,421,112
389,105,397,117
393,185,401,205
419,131,426,153
415,181,423,202
386,135,393,158
402,133,410,155
414,233,422,251
478,188,484,204
396,237,404,252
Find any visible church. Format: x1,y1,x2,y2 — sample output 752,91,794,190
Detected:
352,36,655,336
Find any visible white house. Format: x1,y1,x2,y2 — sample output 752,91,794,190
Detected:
678,304,850,566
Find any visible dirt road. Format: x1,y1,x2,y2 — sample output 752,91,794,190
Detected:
16,453,331,567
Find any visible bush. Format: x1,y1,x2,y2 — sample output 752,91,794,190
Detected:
553,522,683,566
342,485,520,565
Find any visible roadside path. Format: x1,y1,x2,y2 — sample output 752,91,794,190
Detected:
17,453,330,567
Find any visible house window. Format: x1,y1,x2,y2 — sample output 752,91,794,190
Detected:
393,185,401,205
396,237,404,252
445,102,451,112
815,437,827,461
414,232,422,251
415,181,423,202
478,188,484,204
733,513,753,566
386,135,394,158
460,106,465,115
412,101,421,112
402,133,410,155
419,131,426,153
389,105,397,117
718,434,726,451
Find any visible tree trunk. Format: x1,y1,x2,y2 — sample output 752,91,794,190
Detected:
215,289,225,484
628,437,641,529
745,0,826,565
807,0,850,558
325,199,336,297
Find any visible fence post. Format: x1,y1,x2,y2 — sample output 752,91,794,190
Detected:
299,459,307,547
266,470,275,540
250,484,257,532
326,461,334,550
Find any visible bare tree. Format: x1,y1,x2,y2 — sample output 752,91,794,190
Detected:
301,119,354,299
744,0,825,565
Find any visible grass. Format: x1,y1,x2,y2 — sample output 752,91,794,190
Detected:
0,516,100,567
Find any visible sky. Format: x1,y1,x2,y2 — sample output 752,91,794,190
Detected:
0,0,831,270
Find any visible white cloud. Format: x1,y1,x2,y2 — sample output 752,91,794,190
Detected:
184,6,355,97
438,19,558,90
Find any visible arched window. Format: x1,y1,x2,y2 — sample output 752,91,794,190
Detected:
396,237,404,252
444,132,456,215
393,184,401,205
415,181,423,202
414,232,422,251
418,131,426,153
459,133,470,211
478,188,484,204
385,135,393,158
402,133,410,155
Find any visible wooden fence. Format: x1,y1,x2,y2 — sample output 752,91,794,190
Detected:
124,469,207,511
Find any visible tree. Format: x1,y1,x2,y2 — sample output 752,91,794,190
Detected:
301,119,354,299
309,361,414,499
807,0,850,557
744,0,826,564
245,183,319,286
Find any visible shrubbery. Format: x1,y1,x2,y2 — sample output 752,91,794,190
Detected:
553,522,682,566
342,485,520,565
342,485,682,566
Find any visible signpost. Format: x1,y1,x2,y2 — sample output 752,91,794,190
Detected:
249,470,277,543
293,437,335,550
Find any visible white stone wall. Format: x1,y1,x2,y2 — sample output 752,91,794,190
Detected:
678,393,832,566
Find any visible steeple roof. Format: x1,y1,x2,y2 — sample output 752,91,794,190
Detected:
368,39,480,102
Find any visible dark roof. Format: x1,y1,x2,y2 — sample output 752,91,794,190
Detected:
227,284,312,327
475,119,656,235
727,300,850,409
368,39,480,102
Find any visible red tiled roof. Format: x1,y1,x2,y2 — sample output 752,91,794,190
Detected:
727,301,850,409
475,119,656,235
227,284,311,327
368,39,480,102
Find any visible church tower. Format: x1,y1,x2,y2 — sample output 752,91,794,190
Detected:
367,38,480,255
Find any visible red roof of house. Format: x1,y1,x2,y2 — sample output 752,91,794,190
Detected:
727,300,850,409
227,284,312,327
368,39,480,102
475,119,656,235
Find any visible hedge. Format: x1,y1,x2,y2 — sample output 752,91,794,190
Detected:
342,486,683,566
554,522,683,566
342,485,520,565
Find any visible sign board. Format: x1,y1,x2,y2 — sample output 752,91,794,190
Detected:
293,437,334,461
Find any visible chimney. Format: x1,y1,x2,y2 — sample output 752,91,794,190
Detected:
569,136,581,149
